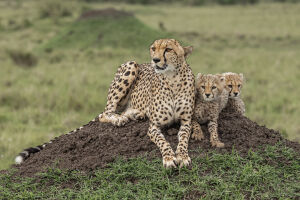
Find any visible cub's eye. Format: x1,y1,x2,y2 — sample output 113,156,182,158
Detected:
201,86,205,89
228,85,232,88
238,84,241,88
165,48,172,52
212,86,216,89
151,47,156,51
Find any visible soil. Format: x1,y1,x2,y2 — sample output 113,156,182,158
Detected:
78,8,133,20
9,108,299,177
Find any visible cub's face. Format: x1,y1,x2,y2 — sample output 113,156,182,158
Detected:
150,39,193,74
223,73,244,99
196,74,225,102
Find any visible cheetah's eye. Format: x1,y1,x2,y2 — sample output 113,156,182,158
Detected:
238,84,241,88
151,47,156,51
212,86,216,89
201,86,205,89
165,48,172,52
228,85,232,88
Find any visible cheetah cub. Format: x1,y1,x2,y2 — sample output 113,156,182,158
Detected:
221,72,245,115
191,73,226,148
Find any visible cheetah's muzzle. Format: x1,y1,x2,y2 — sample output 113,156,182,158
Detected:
155,64,167,71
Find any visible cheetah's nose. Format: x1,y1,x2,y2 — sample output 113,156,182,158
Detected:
234,92,238,96
153,58,161,63
205,93,210,98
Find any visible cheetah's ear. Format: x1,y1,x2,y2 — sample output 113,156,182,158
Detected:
239,73,244,81
195,73,202,88
216,74,225,82
196,73,202,80
219,76,225,82
183,46,193,58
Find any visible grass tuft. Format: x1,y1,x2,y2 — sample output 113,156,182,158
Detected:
7,50,38,68
38,0,73,19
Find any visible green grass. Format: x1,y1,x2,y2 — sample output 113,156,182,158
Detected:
42,15,169,50
0,0,299,171
1,144,299,199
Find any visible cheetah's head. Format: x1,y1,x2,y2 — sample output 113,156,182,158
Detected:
222,72,244,99
150,39,193,74
196,73,225,102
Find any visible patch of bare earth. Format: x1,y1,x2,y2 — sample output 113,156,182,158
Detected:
8,108,299,177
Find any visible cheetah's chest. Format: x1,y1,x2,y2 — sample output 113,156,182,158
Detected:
194,101,218,124
151,83,186,126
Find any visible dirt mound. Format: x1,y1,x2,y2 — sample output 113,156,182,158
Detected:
78,8,133,20
13,110,300,177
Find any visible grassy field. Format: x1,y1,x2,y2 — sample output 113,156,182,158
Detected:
0,0,299,172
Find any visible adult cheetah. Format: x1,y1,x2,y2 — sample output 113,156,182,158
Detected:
99,39,195,168
14,39,195,168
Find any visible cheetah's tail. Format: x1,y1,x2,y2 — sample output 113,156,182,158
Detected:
15,117,97,164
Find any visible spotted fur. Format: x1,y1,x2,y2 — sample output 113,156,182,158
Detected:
191,73,225,148
99,39,195,168
221,72,245,115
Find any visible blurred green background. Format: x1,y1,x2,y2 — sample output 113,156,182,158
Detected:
0,0,299,169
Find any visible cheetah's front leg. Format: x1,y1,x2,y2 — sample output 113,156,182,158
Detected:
147,123,177,168
191,119,205,141
208,120,224,148
175,119,192,168
99,61,138,126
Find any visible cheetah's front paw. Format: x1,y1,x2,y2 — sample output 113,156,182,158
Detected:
98,113,103,121
211,140,225,148
175,152,191,168
132,112,145,121
191,132,204,141
163,155,177,168
113,116,129,127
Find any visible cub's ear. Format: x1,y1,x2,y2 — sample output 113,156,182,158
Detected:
220,76,225,82
239,73,244,81
184,46,193,58
196,73,202,80
195,73,202,86
216,74,225,82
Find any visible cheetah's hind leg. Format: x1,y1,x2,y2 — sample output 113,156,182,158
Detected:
99,61,138,126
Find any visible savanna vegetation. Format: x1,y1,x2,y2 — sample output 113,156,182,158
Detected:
0,0,299,198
